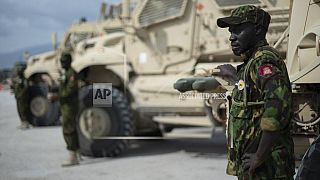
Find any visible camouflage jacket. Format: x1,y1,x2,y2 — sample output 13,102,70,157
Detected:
59,68,78,105
11,76,29,100
227,40,295,178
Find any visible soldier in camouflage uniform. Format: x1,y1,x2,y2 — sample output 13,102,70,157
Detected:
11,62,30,129
59,52,80,167
216,5,295,179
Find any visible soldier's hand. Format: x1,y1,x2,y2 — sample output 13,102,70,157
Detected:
211,64,237,85
47,93,59,102
242,153,264,178
213,64,236,78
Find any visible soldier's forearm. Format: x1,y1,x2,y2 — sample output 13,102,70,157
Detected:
60,86,77,97
60,90,74,98
255,131,280,161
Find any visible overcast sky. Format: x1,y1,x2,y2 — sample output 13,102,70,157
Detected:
0,0,119,54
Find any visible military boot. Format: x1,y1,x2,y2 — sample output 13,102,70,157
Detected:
17,121,30,130
61,151,79,167
76,150,83,161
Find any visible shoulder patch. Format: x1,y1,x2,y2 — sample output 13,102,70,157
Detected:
259,64,273,76
69,75,74,81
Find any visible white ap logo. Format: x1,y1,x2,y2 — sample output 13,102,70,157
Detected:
93,83,112,107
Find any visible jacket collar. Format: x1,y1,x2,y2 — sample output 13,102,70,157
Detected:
240,39,269,63
236,39,268,72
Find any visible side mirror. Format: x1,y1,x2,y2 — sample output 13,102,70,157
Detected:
51,32,57,51
23,51,30,61
121,0,130,20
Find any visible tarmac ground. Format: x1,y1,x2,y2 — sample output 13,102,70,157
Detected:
0,91,236,180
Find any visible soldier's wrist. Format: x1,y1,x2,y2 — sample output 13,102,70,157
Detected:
254,152,264,160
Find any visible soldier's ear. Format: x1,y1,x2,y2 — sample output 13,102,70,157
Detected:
255,24,261,35
255,24,266,38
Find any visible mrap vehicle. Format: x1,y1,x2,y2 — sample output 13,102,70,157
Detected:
69,0,290,157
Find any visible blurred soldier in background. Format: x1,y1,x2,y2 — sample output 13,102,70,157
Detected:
59,52,81,167
11,62,30,130
216,5,295,179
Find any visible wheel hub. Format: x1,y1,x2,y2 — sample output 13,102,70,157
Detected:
79,107,112,139
30,96,48,117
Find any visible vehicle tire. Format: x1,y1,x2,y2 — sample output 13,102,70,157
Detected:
77,86,134,157
296,135,320,180
28,83,60,126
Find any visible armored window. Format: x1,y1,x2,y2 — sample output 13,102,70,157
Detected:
104,28,123,34
64,32,93,50
130,1,138,13
138,0,188,27
70,33,91,45
215,0,261,7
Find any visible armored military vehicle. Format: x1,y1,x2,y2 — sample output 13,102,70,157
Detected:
285,0,320,165
24,50,60,126
70,0,290,157
23,4,123,126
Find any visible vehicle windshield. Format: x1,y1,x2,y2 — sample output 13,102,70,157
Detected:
64,32,93,50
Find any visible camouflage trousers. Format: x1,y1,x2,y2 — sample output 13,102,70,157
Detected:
238,176,293,180
238,172,294,180
61,103,79,151
16,98,29,123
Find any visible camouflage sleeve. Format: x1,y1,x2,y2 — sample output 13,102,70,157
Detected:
11,78,29,97
60,70,78,98
10,79,17,92
250,58,291,131
21,79,29,94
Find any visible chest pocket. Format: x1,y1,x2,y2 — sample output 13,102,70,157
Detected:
230,88,253,119
230,54,265,119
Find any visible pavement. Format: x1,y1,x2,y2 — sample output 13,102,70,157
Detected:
0,91,236,180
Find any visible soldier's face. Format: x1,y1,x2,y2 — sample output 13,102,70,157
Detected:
228,23,256,56
17,71,24,77
16,67,25,77
61,60,71,69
